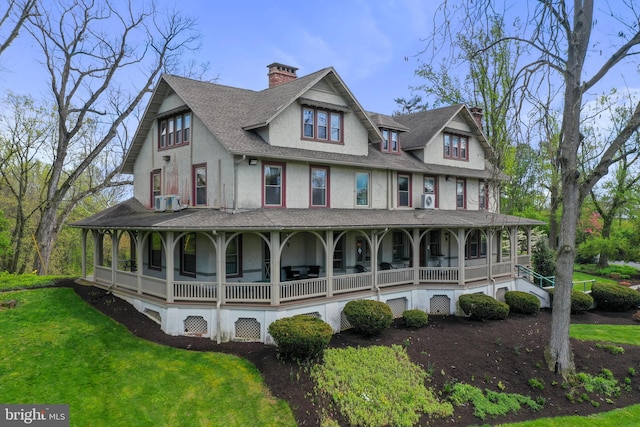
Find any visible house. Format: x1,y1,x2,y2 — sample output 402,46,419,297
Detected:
73,63,546,343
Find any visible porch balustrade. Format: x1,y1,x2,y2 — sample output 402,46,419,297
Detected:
464,265,488,283
115,270,138,291
174,281,217,301
491,261,513,278
419,267,459,283
377,267,415,287
140,276,167,298
280,277,328,301
517,254,531,266
333,271,373,294
94,265,111,284
224,283,271,303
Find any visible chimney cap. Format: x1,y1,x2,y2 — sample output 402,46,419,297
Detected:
267,62,299,73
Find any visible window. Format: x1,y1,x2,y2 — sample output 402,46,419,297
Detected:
310,166,329,207
423,175,437,207
226,235,242,277
456,178,466,209
479,181,489,210
263,163,285,207
392,231,408,261
301,106,342,143
180,233,196,277
428,230,441,257
193,164,207,206
356,237,370,263
465,230,487,259
398,174,411,207
158,112,191,149
443,133,468,160
149,232,162,270
380,128,399,153
356,172,370,206
150,169,161,207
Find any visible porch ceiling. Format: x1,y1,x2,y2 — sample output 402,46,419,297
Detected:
71,198,545,231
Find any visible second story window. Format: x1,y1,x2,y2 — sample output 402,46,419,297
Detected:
443,133,468,161
310,166,329,207
264,163,285,207
302,107,342,143
193,164,207,206
456,178,466,209
158,111,191,149
150,169,161,207
381,129,399,153
479,181,489,210
423,176,437,208
356,172,370,206
398,174,411,207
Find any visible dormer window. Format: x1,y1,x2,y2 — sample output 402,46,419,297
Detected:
158,111,191,150
443,133,468,161
302,106,342,143
381,129,399,153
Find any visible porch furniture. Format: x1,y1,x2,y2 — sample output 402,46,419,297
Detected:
307,265,320,278
283,266,301,280
355,264,367,273
380,262,394,270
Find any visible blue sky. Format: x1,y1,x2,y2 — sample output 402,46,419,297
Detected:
0,0,439,115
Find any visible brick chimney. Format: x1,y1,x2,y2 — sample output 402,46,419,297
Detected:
469,106,483,130
267,63,298,88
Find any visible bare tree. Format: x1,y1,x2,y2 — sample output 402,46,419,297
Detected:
0,0,36,58
26,0,199,273
425,0,640,375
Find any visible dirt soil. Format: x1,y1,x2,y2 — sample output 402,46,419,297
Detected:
62,279,640,426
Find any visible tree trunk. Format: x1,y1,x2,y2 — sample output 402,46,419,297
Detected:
597,214,613,268
32,203,59,275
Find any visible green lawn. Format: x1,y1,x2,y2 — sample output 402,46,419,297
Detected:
0,288,295,427
572,271,617,291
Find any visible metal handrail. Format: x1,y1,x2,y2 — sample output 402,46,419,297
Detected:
516,264,555,288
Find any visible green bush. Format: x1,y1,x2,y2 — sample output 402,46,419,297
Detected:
548,288,594,313
504,291,540,315
403,309,429,328
343,299,393,336
591,282,640,311
268,314,333,361
532,238,556,278
458,293,509,320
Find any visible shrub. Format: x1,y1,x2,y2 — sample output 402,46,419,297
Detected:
591,282,640,311
504,291,540,315
403,309,429,328
548,289,594,313
343,299,393,336
268,314,333,361
458,294,509,320
532,238,556,278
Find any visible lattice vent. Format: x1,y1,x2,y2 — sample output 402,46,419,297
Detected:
302,312,321,319
386,298,407,318
429,295,451,315
235,318,261,341
144,308,161,323
340,310,352,331
184,316,208,336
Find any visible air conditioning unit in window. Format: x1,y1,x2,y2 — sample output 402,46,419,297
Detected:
421,193,435,209
165,194,182,211
154,195,166,212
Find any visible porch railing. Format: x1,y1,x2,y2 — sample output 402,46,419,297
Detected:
334,272,373,294
517,254,531,266
419,267,458,283
280,277,328,301
140,276,167,299
465,265,488,283
224,282,271,303
174,281,217,301
377,268,415,287
491,261,513,278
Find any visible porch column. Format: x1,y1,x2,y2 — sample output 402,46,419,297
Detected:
457,229,466,285
81,229,87,278
326,231,334,298
215,233,225,304
412,228,420,284
270,231,281,305
527,227,533,266
166,231,174,303
92,230,99,276
510,227,518,274
136,232,144,295
372,231,380,292
487,229,494,280
111,231,118,284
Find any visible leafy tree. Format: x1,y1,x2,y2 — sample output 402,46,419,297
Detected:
532,238,556,278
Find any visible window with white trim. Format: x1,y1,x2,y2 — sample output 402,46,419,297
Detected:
263,163,284,207
310,166,329,207
398,174,411,207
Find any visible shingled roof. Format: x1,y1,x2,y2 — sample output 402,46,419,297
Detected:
73,198,544,230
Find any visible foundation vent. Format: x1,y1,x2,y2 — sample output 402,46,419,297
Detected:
386,298,407,318
429,295,451,315
184,316,208,336
235,318,261,341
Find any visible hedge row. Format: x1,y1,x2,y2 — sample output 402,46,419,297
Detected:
458,293,509,320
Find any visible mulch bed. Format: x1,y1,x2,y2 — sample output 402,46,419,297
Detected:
60,279,640,426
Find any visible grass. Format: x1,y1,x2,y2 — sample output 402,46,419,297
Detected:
496,404,640,426
571,271,617,291
0,288,295,427
0,271,69,291
570,324,640,346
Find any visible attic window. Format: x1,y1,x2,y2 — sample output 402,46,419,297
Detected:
298,98,350,113
381,129,399,153
158,112,191,150
443,133,468,161
302,107,343,143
